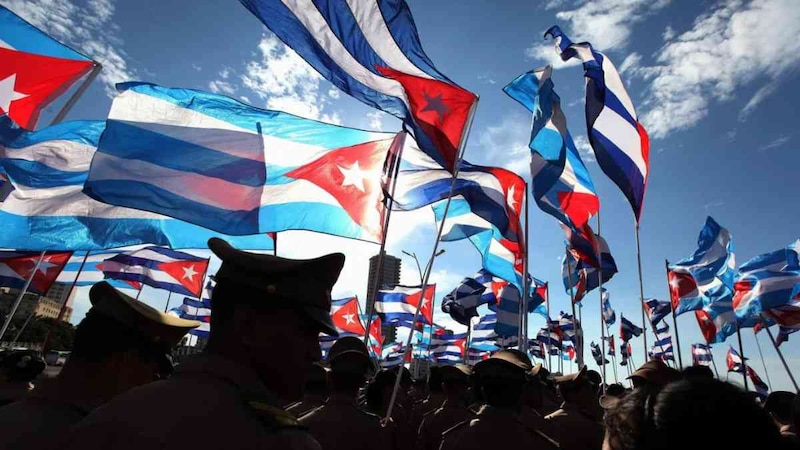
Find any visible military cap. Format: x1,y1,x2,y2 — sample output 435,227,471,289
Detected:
327,336,371,366
627,359,680,387
89,281,200,348
473,350,532,379
440,364,472,383
554,365,588,385
208,238,344,336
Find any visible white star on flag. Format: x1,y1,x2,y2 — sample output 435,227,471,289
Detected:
338,161,367,192
182,265,198,282
342,313,356,325
506,184,518,210
35,258,57,275
420,295,429,309
0,74,29,113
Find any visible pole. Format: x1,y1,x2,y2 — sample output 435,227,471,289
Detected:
362,132,406,347
634,223,649,359
164,291,173,313
273,233,277,256
0,251,46,342
49,64,102,126
463,321,472,364
711,355,721,379
764,325,800,392
565,246,585,369
736,325,749,390
385,98,479,422
753,329,773,391
135,285,144,300
11,312,35,345
520,184,530,353
597,214,607,392
664,260,684,369
545,278,552,375
43,251,90,352
608,328,619,383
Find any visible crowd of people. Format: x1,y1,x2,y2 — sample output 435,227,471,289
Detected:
0,238,797,450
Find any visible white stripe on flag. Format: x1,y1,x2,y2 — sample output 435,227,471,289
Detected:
0,140,95,172
592,106,647,177
2,184,165,219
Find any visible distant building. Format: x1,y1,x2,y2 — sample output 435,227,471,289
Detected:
410,357,431,380
366,251,401,345
0,283,74,323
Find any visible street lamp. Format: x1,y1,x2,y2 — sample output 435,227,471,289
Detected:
402,249,445,284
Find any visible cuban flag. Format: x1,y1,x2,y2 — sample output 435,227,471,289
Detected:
563,344,576,361
441,275,488,326
471,313,498,344
776,326,798,347
238,0,477,173
643,298,672,327
590,341,608,366
100,247,210,297
691,343,713,366
56,250,127,287
504,65,599,232
669,217,736,316
431,330,467,362
649,343,674,362
529,341,545,359
696,300,737,344
84,83,396,243
545,26,650,221
620,315,643,342
620,340,631,366
474,269,506,306
530,278,548,313
494,284,522,338
558,311,577,343
602,289,616,326
331,296,366,336
466,347,491,366
381,342,408,368
169,296,212,339
392,136,525,244
374,284,435,326
0,251,72,295
652,325,674,360
0,6,96,130
537,324,563,348
726,347,747,373
562,234,617,302
0,117,276,251
605,335,616,357
747,366,769,400
368,316,385,357
733,240,800,323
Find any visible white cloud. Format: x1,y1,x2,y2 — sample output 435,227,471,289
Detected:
640,0,800,139
618,52,642,76
662,25,676,41
477,74,497,85
739,83,778,121
525,42,580,69
192,63,203,72
327,88,341,100
367,111,385,131
219,68,231,79
208,80,238,96
242,33,340,124
759,135,790,151
239,95,251,104
726,129,737,142
476,114,532,172
2,0,137,96
552,0,671,50
572,135,596,162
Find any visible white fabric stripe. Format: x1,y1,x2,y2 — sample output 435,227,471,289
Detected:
280,0,411,108
179,304,211,316
593,106,647,177
601,55,637,119
100,261,193,285
441,211,492,237
374,302,416,314
344,0,433,80
488,239,515,264
57,272,105,283
122,248,199,263
562,156,594,195
89,152,262,212
0,140,96,172
1,184,166,219
260,179,341,207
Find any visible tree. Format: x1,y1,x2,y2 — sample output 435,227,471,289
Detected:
14,316,75,350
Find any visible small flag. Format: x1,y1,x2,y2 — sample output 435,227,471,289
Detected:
726,347,747,374
331,297,366,336
620,315,643,342
494,284,523,338
691,343,713,366
591,341,608,366
747,366,769,400
374,285,435,326
471,313,498,344
643,298,672,327
0,251,72,295
605,334,616,357
602,289,616,326
620,340,630,366
466,347,491,366
733,240,800,324
168,277,215,338
99,247,209,297
558,311,577,343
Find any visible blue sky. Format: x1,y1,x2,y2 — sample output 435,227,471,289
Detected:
4,0,800,390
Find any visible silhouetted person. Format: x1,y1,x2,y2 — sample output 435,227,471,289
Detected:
546,366,604,450
286,363,329,417
766,391,800,449
416,364,473,450
0,350,45,406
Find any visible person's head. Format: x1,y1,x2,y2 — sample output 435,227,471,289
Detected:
413,378,427,400
524,364,546,409
302,363,329,399
681,365,714,381
555,366,595,406
206,238,344,399
604,379,782,450
440,365,471,406
627,360,680,390
428,366,444,395
474,350,531,410
765,391,797,427
587,369,603,395
368,368,410,412
67,282,199,394
327,336,373,396
0,350,45,384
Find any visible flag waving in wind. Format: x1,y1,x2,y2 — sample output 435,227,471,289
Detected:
643,299,672,327
375,285,435,326
100,247,210,297
545,26,650,221
726,347,747,373
620,315,643,342
0,251,72,295
733,240,800,324
602,289,616,326
238,0,476,172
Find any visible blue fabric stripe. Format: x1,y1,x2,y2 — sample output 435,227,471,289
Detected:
0,6,91,61
0,118,104,148
144,246,206,261
184,298,211,309
103,272,195,297
0,275,26,291
258,202,365,241
83,179,261,236
590,128,646,212
0,159,86,187
101,121,267,187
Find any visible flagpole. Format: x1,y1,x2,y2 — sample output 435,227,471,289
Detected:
385,98,479,422
710,353,721,379
164,290,173,313
566,246,583,368
463,320,472,364
753,329,773,391
135,285,144,301
664,260,684,369
736,324,750,390
49,64,103,126
608,328,619,383
764,324,799,392
632,224,649,362
545,279,552,374
520,184,530,353
43,250,90,352
597,214,607,392
11,312,35,345
0,251,46,342
362,131,406,347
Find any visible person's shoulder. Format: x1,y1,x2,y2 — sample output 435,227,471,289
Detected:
516,416,561,449
544,408,567,420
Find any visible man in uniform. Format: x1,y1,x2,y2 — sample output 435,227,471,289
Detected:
410,366,444,431
62,238,345,450
416,364,474,450
299,336,388,450
521,363,553,435
286,363,329,417
545,366,604,450
440,350,559,450
0,282,200,449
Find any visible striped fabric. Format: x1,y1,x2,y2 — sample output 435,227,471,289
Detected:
374,285,435,326
733,240,800,323
471,313,498,344
691,343,713,366
100,247,209,297
696,300,737,344
545,26,650,221
494,284,522,338
442,276,488,326
726,347,747,374
168,277,215,338
643,298,672,327
590,341,608,366
602,289,616,326
619,315,643,342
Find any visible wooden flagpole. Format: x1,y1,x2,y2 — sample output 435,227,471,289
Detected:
362,131,406,347
0,251,46,341
753,329,773,391
764,324,799,392
385,98,479,422
664,260,684,369
566,247,583,368
597,214,607,391
49,64,103,126
43,251,89,352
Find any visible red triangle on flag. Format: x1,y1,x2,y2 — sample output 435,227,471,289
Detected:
2,251,72,295
332,298,366,335
0,47,94,130
157,260,207,297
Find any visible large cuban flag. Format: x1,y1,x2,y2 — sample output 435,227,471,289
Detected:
668,217,736,316
0,5,95,129
374,284,435,326
733,240,800,324
545,26,650,221
238,0,477,172
83,83,395,243
0,117,276,251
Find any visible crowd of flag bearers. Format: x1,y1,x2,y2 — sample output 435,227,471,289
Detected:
2,0,800,449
